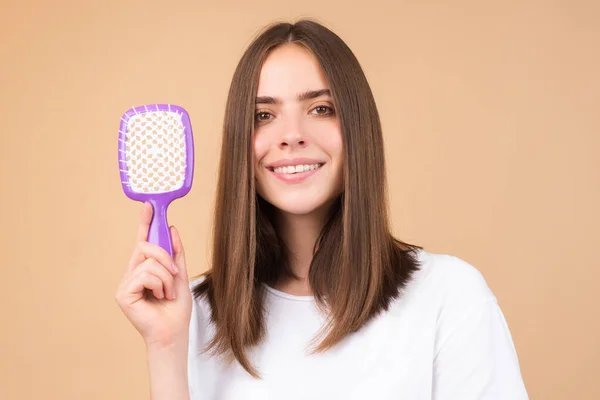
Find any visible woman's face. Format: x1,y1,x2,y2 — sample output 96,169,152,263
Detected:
254,44,343,217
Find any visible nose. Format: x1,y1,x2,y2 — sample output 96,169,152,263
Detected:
279,135,306,150
278,116,307,150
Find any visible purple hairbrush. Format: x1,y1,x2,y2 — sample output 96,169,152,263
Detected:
118,104,194,257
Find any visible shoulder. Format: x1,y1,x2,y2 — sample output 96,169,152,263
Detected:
188,274,212,322
187,274,217,350
412,252,529,397
189,273,207,291
410,249,496,305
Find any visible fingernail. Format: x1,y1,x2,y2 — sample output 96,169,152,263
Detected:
172,263,179,273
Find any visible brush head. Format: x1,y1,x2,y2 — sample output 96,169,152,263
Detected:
119,104,194,202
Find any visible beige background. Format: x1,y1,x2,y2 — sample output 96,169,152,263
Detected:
1,0,598,399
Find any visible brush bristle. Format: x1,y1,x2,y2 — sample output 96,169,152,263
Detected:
124,111,187,193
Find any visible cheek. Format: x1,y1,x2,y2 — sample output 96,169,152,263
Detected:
317,122,343,160
320,123,344,186
253,133,269,167
253,133,269,196
331,133,343,158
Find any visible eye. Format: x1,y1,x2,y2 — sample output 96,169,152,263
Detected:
255,111,273,123
311,105,334,115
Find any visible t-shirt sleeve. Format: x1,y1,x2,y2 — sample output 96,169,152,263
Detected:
432,297,529,399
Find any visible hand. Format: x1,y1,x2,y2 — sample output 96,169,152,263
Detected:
115,202,193,350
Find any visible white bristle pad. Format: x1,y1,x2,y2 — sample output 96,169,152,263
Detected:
124,111,187,193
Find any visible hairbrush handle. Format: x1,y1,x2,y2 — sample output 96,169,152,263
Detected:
147,200,174,258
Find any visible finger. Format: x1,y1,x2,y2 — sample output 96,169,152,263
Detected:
134,258,177,300
170,226,188,282
129,270,165,300
136,202,153,243
127,241,178,276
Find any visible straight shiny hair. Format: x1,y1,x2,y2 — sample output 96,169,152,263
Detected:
192,19,421,379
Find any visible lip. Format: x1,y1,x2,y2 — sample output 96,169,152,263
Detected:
267,163,325,184
265,157,326,169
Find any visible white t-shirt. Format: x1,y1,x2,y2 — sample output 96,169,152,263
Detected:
187,250,529,399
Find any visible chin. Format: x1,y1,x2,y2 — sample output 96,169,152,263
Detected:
260,192,338,217
274,202,326,216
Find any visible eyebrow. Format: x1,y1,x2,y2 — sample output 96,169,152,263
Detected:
255,89,331,105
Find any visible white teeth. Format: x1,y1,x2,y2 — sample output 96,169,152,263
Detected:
273,163,322,174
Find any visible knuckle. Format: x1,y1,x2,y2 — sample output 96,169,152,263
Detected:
137,256,171,276
137,240,148,251
138,270,152,280
140,258,155,269
149,258,164,271
148,257,168,272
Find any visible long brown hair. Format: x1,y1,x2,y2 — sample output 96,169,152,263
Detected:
192,19,421,378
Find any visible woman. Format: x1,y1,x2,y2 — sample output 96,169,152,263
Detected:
115,19,529,399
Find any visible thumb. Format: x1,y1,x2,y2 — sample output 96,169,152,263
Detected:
170,225,189,283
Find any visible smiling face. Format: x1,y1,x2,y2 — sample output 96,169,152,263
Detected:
254,44,344,217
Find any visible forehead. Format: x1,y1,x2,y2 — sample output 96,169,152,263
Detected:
257,44,329,97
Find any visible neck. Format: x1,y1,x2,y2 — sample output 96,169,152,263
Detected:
272,204,332,296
